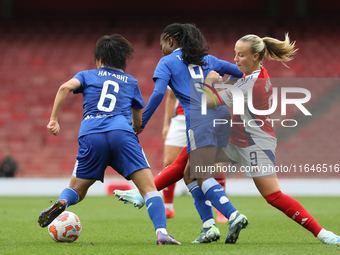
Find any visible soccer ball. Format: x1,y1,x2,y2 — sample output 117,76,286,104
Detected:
48,211,82,242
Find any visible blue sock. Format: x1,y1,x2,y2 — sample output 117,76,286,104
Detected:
187,181,214,226
144,191,166,230
58,187,79,206
202,178,237,219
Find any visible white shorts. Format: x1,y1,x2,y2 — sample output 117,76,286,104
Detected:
223,143,276,177
164,115,187,147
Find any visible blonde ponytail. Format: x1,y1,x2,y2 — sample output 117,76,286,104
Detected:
262,33,298,67
239,33,298,68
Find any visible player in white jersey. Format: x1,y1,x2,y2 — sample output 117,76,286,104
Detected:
205,34,340,245
220,66,276,177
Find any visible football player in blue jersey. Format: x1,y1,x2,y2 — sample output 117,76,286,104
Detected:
37,34,180,245
134,23,248,244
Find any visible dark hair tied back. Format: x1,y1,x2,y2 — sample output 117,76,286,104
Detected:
162,23,209,66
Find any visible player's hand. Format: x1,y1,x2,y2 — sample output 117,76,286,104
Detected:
162,124,170,139
205,71,222,85
47,120,60,136
134,126,144,135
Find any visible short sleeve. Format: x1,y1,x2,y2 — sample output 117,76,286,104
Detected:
132,84,145,109
218,78,255,108
218,88,234,108
153,57,171,83
73,71,85,94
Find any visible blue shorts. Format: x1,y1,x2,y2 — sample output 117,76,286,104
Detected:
187,118,231,154
73,130,150,182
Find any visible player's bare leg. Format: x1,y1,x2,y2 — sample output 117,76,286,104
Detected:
114,147,189,209
69,176,96,202
129,168,157,197
113,169,155,209
252,174,280,197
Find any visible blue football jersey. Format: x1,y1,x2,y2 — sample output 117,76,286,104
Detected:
73,67,145,137
153,48,241,129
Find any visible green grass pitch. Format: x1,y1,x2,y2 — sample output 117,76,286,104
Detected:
0,195,339,255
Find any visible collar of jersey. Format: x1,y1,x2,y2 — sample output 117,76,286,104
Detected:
248,69,261,76
243,69,261,79
102,66,124,73
172,48,181,53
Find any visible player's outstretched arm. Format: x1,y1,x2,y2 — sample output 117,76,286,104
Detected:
141,78,168,129
47,78,81,136
162,89,177,139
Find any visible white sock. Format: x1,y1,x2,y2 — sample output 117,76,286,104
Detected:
156,228,168,235
317,228,326,239
229,211,239,222
203,218,215,228
164,203,174,210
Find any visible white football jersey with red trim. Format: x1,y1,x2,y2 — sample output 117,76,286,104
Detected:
219,67,277,150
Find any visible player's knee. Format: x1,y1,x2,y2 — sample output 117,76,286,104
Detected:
265,190,282,204
163,159,172,168
163,155,176,168
183,173,195,186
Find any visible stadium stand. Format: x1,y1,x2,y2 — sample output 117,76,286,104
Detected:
0,10,339,178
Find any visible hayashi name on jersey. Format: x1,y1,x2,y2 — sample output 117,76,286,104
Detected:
98,70,128,83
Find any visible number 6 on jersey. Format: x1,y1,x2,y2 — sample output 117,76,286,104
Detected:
97,80,119,112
